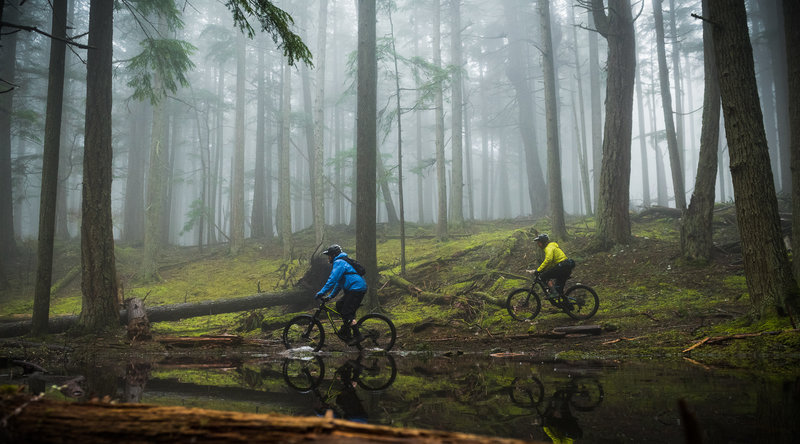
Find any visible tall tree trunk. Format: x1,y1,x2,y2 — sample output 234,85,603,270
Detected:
356,0,378,308
433,0,448,239
588,11,601,215
32,0,68,336
764,0,790,194
668,0,685,198
312,0,329,245
785,0,800,285
592,0,636,248
653,0,686,210
503,0,547,218
635,56,651,208
709,0,800,316
251,36,267,239
0,2,19,259
79,0,119,332
680,0,720,263
231,34,246,255
122,101,149,244
449,0,464,226
279,61,293,259
570,3,593,215
142,16,170,281
388,8,406,275
55,0,75,241
540,0,566,239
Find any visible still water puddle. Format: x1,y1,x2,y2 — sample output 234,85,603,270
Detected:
6,352,799,443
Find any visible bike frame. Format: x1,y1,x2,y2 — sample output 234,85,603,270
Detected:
310,299,351,338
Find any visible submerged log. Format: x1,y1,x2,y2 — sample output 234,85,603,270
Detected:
0,394,533,444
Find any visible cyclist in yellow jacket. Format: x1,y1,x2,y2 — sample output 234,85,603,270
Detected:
528,234,575,298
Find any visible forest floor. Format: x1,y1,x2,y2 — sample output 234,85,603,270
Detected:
1,204,799,372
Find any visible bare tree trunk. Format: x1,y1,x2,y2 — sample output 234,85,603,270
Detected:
32,0,68,336
786,0,800,285
588,11,601,215
356,0,378,308
635,55,651,207
433,0,448,239
709,0,799,316
79,0,119,332
569,3,593,215
592,0,636,248
230,34,246,254
680,0,720,263
279,62,293,259
0,2,19,259
450,0,464,226
540,0,566,239
312,0,329,245
653,0,686,210
503,0,546,218
251,36,267,239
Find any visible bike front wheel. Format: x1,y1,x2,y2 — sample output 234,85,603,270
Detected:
283,315,325,351
506,288,542,321
563,284,599,320
355,314,396,352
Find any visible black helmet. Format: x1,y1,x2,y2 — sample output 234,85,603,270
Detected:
322,244,342,257
533,233,550,244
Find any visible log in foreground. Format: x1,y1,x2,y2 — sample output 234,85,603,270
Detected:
0,394,536,444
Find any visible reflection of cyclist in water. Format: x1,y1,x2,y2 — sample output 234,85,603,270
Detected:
309,358,367,423
332,359,368,423
541,388,583,443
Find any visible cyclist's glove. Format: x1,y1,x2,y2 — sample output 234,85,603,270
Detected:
314,293,324,300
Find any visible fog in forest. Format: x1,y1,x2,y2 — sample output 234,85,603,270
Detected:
0,0,792,250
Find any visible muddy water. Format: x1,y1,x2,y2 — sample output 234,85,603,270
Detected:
7,352,800,443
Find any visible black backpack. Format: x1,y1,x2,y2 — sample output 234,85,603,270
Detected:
337,257,366,276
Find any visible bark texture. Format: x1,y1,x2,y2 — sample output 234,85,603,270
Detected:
592,0,636,248
709,0,800,315
680,0,720,263
80,0,119,331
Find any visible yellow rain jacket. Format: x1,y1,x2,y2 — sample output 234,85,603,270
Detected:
537,242,568,272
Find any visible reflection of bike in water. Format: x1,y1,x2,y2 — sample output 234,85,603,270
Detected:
282,354,397,422
509,374,604,443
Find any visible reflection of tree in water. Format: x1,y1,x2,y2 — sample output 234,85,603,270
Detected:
282,354,397,423
509,375,604,443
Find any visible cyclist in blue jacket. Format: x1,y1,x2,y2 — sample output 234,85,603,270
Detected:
316,244,367,343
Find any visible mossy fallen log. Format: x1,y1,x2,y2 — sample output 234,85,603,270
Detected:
0,394,534,444
385,275,503,307
0,289,309,338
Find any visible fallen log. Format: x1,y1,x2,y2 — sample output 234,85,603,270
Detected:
0,394,533,444
0,289,309,339
384,275,504,307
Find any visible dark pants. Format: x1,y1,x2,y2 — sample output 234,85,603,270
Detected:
540,259,575,296
336,289,366,334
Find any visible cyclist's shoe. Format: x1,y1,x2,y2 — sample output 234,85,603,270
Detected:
346,333,364,346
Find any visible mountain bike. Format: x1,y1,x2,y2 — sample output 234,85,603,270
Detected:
282,354,398,393
506,274,599,321
282,298,397,352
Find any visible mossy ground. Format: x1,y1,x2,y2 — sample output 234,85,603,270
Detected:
1,206,798,369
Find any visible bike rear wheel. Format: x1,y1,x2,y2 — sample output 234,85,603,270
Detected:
563,284,599,320
354,314,396,352
506,288,542,321
283,315,325,351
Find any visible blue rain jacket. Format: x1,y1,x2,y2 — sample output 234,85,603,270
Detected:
316,252,367,299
